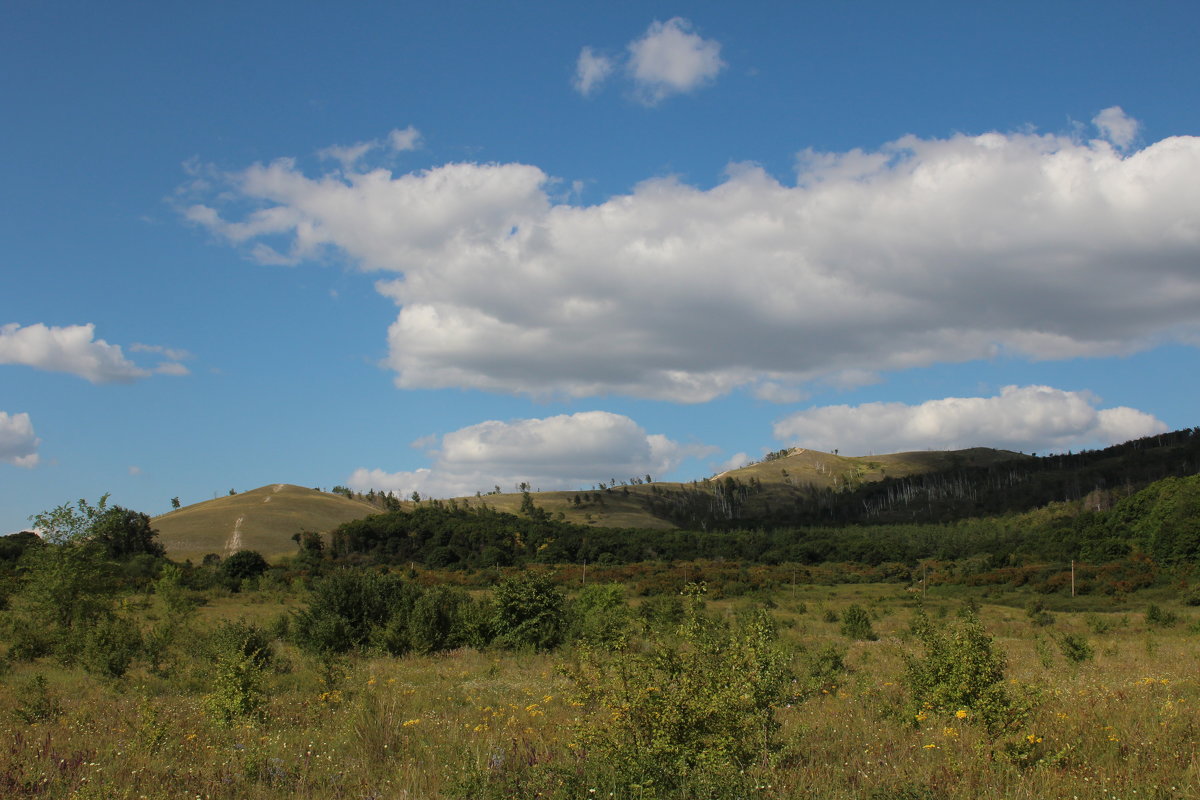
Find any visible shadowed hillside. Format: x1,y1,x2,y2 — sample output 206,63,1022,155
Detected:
153,484,377,562
462,447,1026,530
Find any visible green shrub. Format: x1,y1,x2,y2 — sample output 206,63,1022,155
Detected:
1025,598,1054,627
637,594,685,633
801,642,847,697
220,550,270,586
1057,632,1094,664
204,648,266,725
903,607,1018,735
568,583,631,649
407,585,467,654
1145,603,1178,627
80,614,142,678
292,569,417,655
12,674,61,724
563,587,790,795
492,572,566,651
204,619,275,670
840,603,878,640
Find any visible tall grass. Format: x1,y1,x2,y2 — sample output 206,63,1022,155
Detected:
1,583,1198,798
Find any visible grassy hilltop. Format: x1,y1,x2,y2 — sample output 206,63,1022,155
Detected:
152,484,376,562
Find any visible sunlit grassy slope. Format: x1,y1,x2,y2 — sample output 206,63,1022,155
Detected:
154,448,1023,561
153,484,377,562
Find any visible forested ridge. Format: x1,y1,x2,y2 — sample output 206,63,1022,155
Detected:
648,428,1200,529
324,429,1200,581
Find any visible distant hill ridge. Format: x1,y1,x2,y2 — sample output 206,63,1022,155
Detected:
152,429,1200,563
151,446,1025,561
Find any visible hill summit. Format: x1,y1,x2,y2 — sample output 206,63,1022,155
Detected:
153,484,376,562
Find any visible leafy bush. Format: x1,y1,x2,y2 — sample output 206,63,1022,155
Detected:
12,674,61,724
903,607,1019,735
406,585,468,654
292,569,417,655
1057,632,1094,664
1025,598,1054,627
221,550,270,581
80,614,142,678
204,648,266,725
800,642,847,697
491,572,566,651
840,603,878,640
638,593,685,633
204,619,275,670
1145,603,1178,627
563,587,790,796
568,583,631,649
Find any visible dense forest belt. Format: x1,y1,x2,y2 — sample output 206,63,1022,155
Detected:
656,428,1200,529
325,469,1200,584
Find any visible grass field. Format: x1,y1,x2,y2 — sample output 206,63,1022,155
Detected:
2,574,1196,799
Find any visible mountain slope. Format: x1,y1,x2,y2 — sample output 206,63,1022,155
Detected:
153,484,377,562
443,446,1026,530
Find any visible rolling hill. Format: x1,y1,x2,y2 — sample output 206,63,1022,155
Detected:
152,447,1023,561
152,484,378,562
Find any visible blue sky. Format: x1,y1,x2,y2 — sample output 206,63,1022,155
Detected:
3,1,1200,533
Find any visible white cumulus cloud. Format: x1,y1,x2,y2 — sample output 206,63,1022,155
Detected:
185,112,1200,402
772,385,1168,455
0,322,186,383
627,17,725,104
1093,106,1140,150
574,46,614,96
0,411,40,468
573,18,724,103
347,410,714,498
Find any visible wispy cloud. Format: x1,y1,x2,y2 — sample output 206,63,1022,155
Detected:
574,46,615,96
317,126,424,170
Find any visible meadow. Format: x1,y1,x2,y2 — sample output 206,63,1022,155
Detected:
2,565,1197,800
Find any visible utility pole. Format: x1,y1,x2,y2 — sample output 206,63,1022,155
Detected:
1071,560,1075,598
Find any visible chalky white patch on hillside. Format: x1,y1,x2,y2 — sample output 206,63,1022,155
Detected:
225,516,244,555
186,110,1200,402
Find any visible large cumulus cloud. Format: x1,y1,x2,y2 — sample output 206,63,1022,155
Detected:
347,410,714,498
186,109,1200,402
772,385,1168,455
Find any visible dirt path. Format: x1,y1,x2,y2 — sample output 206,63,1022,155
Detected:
225,515,244,555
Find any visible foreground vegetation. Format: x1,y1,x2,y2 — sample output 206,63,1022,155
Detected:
6,430,1200,799
3,534,1200,797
